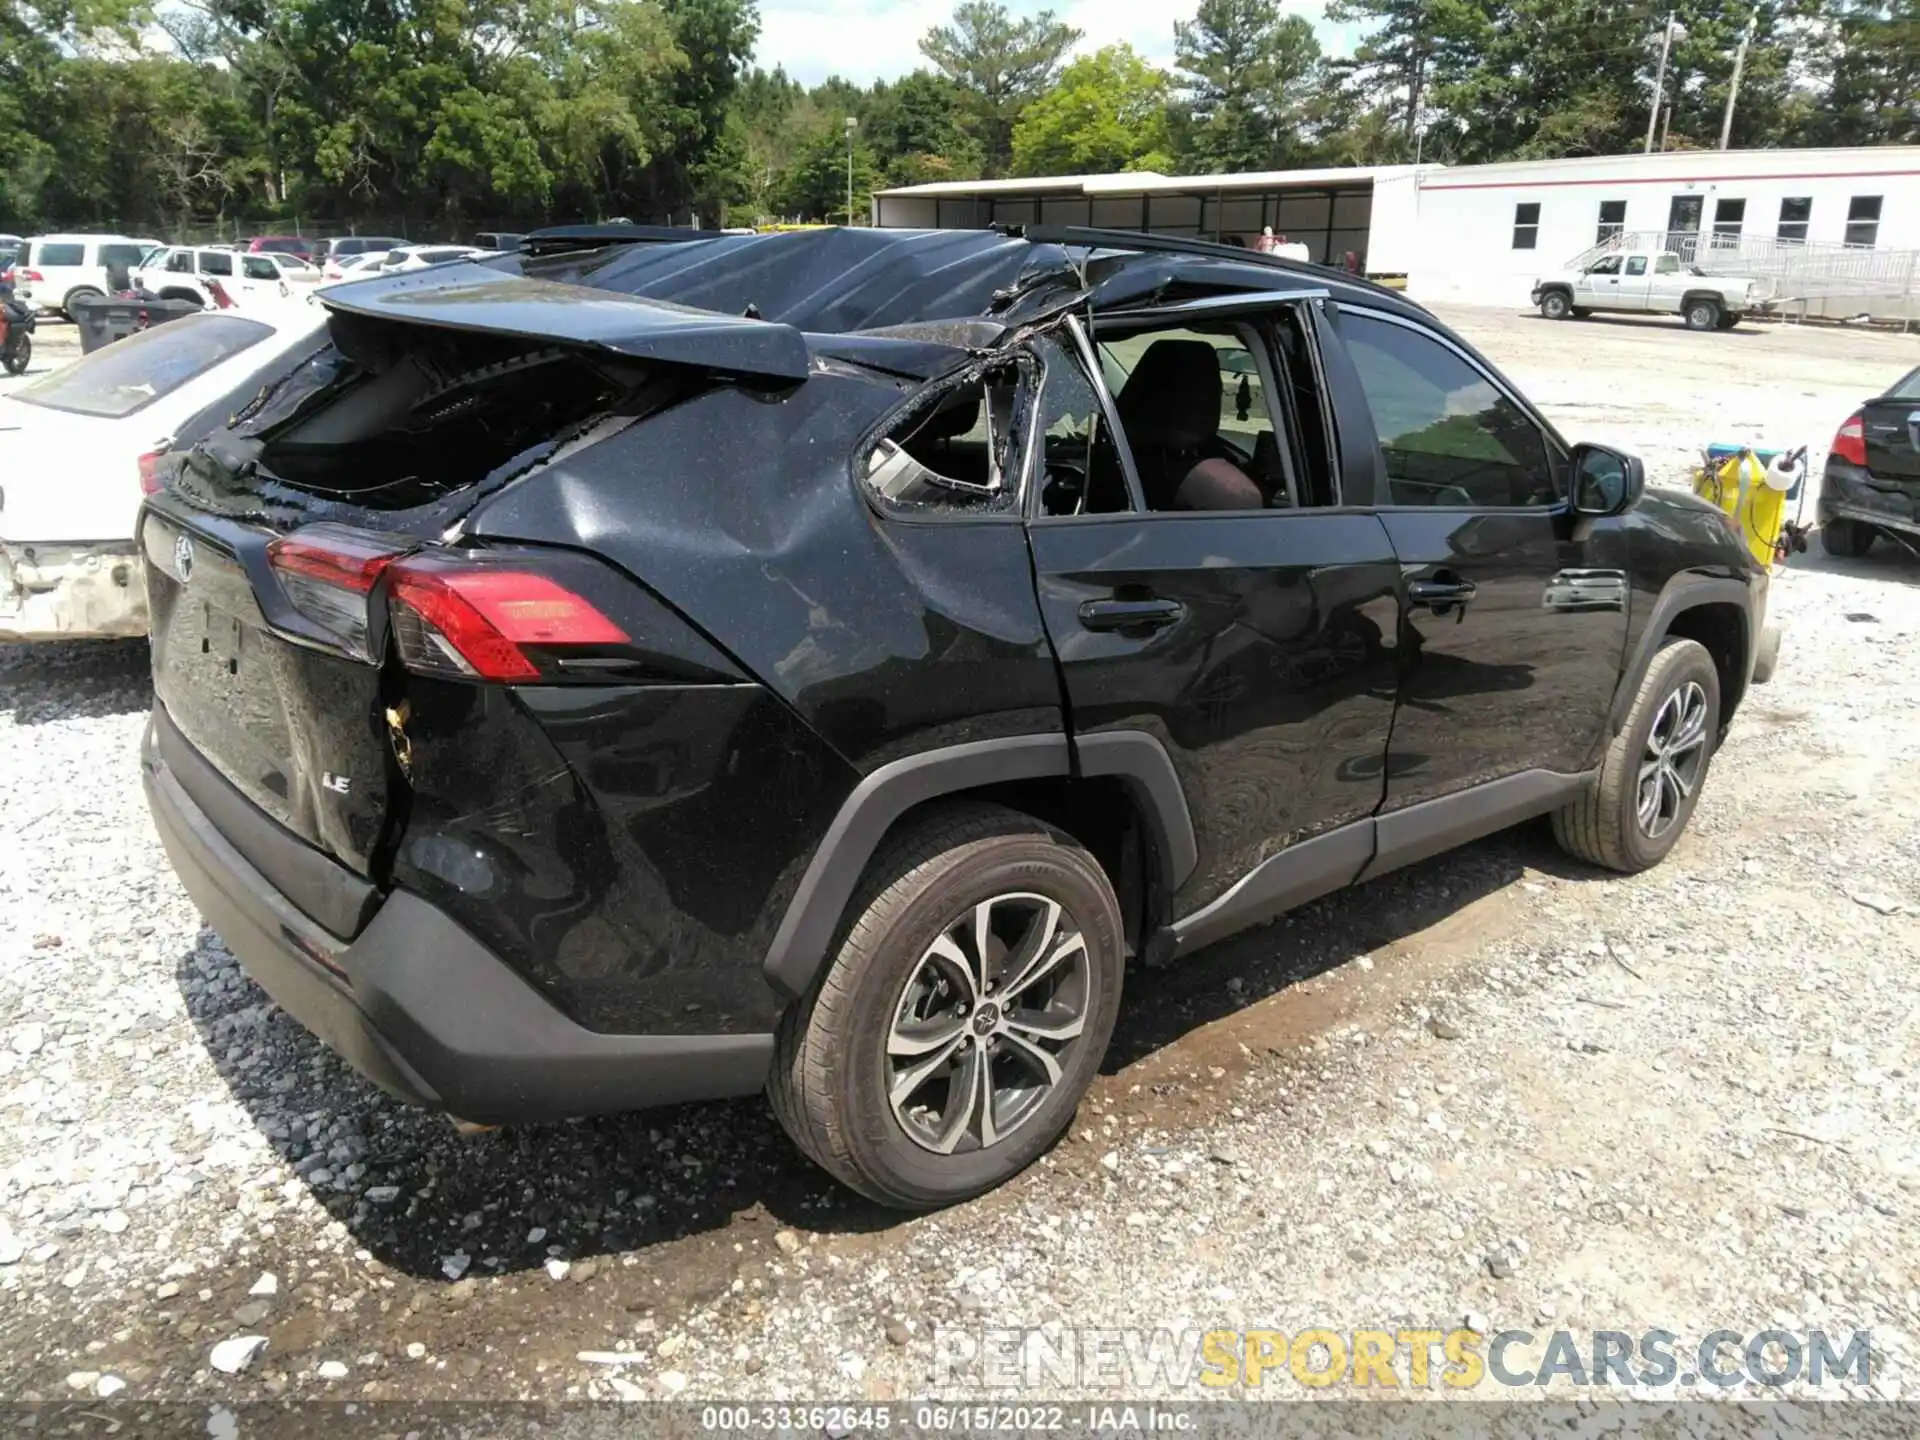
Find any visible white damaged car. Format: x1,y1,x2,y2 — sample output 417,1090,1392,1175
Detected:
0,308,324,641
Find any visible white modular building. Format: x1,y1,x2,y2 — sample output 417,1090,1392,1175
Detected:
873,146,1920,319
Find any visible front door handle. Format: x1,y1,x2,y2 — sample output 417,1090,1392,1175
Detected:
1408,577,1478,615
1079,596,1186,632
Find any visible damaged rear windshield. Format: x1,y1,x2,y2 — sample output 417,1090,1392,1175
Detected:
12,315,274,419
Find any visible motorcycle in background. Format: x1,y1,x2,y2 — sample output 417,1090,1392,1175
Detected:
0,277,34,375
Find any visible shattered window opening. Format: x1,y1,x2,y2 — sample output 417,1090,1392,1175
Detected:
863,364,1026,516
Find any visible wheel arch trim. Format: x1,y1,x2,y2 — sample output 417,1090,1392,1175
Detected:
762,734,1073,999
1072,730,1199,893
1608,573,1756,737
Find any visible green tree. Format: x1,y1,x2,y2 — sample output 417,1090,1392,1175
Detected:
1011,45,1175,177
774,122,878,223
863,71,986,186
1174,0,1323,172
920,1,1081,175
1809,1,1920,144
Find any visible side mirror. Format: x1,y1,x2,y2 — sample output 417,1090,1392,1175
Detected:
1571,443,1644,517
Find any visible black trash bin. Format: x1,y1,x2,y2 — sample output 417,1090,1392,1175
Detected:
67,294,202,355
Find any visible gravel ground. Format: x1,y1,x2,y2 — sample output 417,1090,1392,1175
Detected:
2,306,1918,1420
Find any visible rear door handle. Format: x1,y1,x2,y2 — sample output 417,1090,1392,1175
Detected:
1079,597,1186,632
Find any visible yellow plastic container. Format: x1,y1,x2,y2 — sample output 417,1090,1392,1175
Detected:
1692,447,1791,567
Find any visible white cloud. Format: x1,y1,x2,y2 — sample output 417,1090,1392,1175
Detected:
752,0,1355,88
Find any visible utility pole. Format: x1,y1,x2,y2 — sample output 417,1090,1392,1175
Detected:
1719,9,1757,150
1645,13,1684,154
844,116,858,227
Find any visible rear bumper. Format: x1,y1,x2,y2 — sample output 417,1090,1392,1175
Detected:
1820,461,1920,538
141,712,774,1123
0,541,148,641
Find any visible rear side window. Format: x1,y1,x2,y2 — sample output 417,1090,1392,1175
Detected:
1890,367,1920,401
37,242,84,266
12,315,273,418
863,365,1025,516
1340,312,1560,510
199,250,234,277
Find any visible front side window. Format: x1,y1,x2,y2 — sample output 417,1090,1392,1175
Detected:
1340,312,1560,510
99,243,145,269
1512,202,1541,250
243,256,280,281
165,250,193,273
862,364,1025,516
11,315,272,418
1846,196,1882,248
1778,197,1811,243
1588,255,1622,276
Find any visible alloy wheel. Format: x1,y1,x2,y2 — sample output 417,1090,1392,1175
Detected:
1636,680,1709,839
886,892,1091,1156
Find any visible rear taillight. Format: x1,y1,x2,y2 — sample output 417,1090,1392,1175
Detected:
386,557,628,681
1831,412,1867,468
21,268,42,283
137,442,172,495
265,530,631,678
267,526,405,658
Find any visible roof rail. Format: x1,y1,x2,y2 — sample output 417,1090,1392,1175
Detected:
523,223,733,255
1022,225,1396,296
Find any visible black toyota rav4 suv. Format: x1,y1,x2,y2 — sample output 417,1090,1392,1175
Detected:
139,226,1777,1208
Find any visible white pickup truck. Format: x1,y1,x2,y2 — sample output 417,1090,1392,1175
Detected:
1531,249,1761,331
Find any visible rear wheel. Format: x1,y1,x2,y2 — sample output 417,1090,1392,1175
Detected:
1820,518,1875,558
1,334,27,375
1684,298,1721,331
60,286,101,319
1539,291,1573,321
1553,638,1720,874
769,803,1124,1209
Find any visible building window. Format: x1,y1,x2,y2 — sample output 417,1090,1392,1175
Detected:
1711,198,1746,246
1596,200,1626,243
1777,197,1811,243
1512,202,1541,250
1845,196,1882,248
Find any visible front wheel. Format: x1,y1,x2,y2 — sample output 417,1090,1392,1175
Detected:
1684,299,1721,331
769,803,1125,1208
1539,291,1573,321
1553,638,1721,873
1,335,27,375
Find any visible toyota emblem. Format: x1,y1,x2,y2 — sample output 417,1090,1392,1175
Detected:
174,532,194,582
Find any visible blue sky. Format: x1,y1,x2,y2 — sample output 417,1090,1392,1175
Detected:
752,0,1360,88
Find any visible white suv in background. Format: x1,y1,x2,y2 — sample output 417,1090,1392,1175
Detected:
13,234,165,316
136,246,322,308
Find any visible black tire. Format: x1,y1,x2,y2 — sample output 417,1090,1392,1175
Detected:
1552,638,1720,874
769,802,1125,1209
158,288,205,306
1715,311,1740,331
1539,291,1573,321
1820,518,1875,558
1684,298,1721,331
1,335,26,375
60,286,101,319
